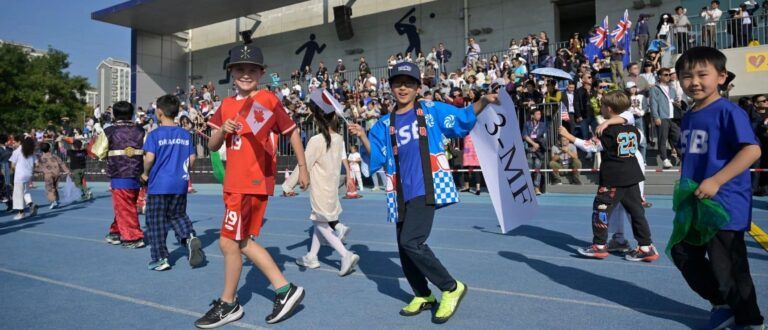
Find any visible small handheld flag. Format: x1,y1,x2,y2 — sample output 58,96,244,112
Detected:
309,89,348,123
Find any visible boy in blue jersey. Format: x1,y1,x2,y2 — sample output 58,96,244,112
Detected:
348,62,497,324
671,47,764,330
141,95,205,271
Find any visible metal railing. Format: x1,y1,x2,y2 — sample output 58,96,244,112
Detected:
670,14,768,54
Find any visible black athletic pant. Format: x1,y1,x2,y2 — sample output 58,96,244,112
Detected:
396,196,456,297
671,231,764,326
592,184,652,246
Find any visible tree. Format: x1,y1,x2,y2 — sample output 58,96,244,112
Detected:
0,44,91,134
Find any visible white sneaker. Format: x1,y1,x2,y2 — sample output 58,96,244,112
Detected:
49,201,58,210
662,159,673,169
335,224,350,243
339,252,359,276
13,213,24,220
295,255,320,269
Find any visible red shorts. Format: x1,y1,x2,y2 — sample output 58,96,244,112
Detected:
220,192,268,241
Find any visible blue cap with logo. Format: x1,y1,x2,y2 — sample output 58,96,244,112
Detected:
226,44,265,68
388,62,421,84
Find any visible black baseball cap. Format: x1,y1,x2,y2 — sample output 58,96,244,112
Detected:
227,44,265,68
388,62,420,84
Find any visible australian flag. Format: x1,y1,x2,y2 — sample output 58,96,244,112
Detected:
611,9,632,68
585,16,610,63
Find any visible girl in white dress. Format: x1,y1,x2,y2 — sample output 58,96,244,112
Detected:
291,105,360,276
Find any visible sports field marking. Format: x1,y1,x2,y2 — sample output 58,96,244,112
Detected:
2,235,709,322
76,203,681,232
750,223,768,252
16,229,768,276
0,266,266,330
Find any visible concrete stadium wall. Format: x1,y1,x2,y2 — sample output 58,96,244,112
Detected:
134,31,188,107
134,0,688,102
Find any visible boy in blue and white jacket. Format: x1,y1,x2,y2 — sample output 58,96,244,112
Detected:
349,62,497,324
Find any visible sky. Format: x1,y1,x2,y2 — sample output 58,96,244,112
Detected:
0,0,130,87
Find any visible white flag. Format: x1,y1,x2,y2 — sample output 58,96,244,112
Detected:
470,89,538,233
309,89,346,118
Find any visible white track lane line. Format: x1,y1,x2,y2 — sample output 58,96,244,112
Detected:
11,230,713,320
0,266,266,329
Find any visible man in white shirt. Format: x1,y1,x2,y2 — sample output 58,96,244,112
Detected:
700,0,722,47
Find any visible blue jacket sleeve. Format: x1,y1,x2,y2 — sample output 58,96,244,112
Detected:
360,118,389,176
430,101,477,139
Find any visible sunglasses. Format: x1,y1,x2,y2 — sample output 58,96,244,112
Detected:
661,73,671,76
391,80,419,88
758,99,768,103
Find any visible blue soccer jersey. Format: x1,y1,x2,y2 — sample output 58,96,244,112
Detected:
679,98,759,231
143,126,196,195
394,108,426,202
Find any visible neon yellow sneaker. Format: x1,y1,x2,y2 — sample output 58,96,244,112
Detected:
433,280,467,324
399,294,436,316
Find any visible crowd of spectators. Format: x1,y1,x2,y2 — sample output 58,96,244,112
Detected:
8,1,767,195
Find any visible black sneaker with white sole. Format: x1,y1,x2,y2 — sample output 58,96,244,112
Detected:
194,298,244,329
187,236,205,267
265,283,305,324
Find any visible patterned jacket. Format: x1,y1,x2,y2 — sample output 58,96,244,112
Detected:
36,152,69,177
104,121,145,178
362,100,477,222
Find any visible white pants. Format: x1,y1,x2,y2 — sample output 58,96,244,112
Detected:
372,171,385,189
351,170,363,190
13,181,32,211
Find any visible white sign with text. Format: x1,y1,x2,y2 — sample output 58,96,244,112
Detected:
470,89,538,233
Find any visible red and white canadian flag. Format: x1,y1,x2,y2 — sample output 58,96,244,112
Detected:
238,97,273,136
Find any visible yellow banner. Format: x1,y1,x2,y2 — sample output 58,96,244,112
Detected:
746,52,768,72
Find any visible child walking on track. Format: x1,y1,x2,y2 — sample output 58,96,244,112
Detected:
68,140,92,200
9,136,38,220
292,104,360,276
94,101,146,249
559,91,659,262
347,145,364,191
348,62,498,324
141,95,205,271
589,109,651,253
194,43,310,329
670,47,764,330
35,142,69,210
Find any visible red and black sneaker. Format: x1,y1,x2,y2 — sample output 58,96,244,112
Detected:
577,244,609,259
625,245,660,262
